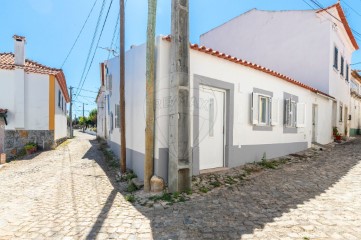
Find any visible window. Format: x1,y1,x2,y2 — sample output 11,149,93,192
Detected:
346,64,349,81
339,104,343,122
61,97,64,111
114,104,120,128
110,112,114,131
285,99,297,127
340,56,344,76
259,96,270,125
333,46,338,70
107,74,113,94
252,93,271,126
58,90,61,107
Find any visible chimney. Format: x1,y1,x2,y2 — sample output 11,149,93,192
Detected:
13,35,26,65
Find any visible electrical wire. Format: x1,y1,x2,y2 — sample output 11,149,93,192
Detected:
60,0,99,68
308,0,361,42
75,0,108,99
76,0,114,98
107,11,120,59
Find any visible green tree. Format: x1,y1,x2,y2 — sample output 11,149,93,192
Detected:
89,109,97,127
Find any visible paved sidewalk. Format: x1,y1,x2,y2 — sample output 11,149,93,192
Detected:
1,131,361,239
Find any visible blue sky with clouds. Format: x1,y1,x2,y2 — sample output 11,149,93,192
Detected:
0,0,360,116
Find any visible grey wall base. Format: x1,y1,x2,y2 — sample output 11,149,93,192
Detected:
4,130,55,159
227,142,308,167
108,141,307,184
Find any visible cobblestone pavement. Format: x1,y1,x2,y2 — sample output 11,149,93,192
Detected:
1,132,361,239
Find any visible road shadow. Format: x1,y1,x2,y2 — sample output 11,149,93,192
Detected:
81,137,361,239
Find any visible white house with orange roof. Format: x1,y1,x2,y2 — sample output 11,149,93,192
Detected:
97,35,335,182
0,35,70,159
200,2,359,138
350,70,361,136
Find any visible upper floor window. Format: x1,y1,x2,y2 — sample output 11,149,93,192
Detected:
61,97,64,111
340,56,344,77
333,46,338,70
58,90,61,107
346,64,349,82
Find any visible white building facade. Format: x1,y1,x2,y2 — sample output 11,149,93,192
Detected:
200,3,358,137
98,36,335,182
0,36,69,159
350,70,361,136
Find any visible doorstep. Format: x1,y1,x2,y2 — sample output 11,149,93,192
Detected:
200,167,229,175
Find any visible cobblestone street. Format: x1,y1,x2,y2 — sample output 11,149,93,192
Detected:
1,131,361,239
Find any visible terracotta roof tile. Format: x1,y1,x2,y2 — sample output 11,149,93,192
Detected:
0,53,70,102
163,36,335,100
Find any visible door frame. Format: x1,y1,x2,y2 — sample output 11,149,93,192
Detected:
198,85,227,170
312,104,318,143
193,75,235,175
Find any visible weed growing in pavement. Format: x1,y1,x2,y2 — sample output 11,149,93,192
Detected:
126,182,138,193
199,186,209,193
125,194,135,203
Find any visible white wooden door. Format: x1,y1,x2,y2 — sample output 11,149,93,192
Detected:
199,86,225,170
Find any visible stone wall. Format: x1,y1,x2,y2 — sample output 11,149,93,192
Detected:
4,130,55,159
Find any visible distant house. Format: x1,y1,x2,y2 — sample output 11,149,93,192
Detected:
0,35,69,159
350,70,361,136
97,36,335,182
200,2,359,137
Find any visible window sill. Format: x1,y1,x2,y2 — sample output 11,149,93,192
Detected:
253,125,272,131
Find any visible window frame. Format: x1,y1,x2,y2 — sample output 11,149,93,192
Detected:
346,63,349,82
333,46,339,70
258,94,271,126
340,56,344,77
58,90,61,107
285,99,297,128
339,104,343,122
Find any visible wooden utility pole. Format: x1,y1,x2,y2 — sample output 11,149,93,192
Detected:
120,0,126,173
168,0,191,193
144,0,157,192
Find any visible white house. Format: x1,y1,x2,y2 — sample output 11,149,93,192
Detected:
200,2,359,137
0,35,69,159
97,36,335,182
350,70,361,136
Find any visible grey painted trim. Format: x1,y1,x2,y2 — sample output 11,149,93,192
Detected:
253,125,273,131
283,127,298,134
253,87,273,97
193,74,234,175
283,92,299,134
228,142,308,167
252,87,273,131
108,141,169,183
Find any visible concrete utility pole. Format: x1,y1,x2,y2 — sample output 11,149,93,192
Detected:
168,0,191,192
144,0,157,192
120,0,126,173
69,86,73,138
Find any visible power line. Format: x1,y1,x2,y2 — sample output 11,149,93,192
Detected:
351,61,361,65
60,0,99,68
308,0,361,41
108,11,120,59
73,87,99,94
76,0,114,98
75,0,108,98
343,0,361,18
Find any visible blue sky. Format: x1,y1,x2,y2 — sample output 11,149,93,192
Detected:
1,0,360,116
